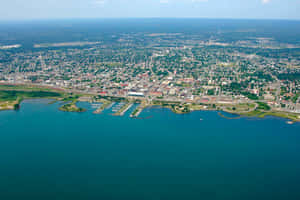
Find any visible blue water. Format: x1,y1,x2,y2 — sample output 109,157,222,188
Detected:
0,99,300,200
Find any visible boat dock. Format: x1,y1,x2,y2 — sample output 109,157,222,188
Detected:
112,102,125,112
93,101,114,114
114,103,133,116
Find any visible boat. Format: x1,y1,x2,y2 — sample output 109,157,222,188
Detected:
112,102,125,112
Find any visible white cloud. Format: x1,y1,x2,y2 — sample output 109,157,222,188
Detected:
262,0,271,4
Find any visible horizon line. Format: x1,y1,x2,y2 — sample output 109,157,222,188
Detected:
0,17,300,23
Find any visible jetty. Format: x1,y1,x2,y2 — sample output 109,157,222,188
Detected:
113,103,133,116
217,112,242,120
130,104,145,118
93,101,113,114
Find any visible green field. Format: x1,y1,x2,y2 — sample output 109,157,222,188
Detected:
0,90,62,102
256,102,271,110
241,109,299,121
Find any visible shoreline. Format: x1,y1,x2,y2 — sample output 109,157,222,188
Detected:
2,97,300,123
0,83,299,122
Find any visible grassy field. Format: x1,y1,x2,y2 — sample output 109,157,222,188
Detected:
256,102,271,111
61,94,83,102
225,103,256,112
257,111,300,121
239,109,300,121
0,90,62,102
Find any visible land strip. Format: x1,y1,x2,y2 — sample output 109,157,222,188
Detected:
0,84,299,121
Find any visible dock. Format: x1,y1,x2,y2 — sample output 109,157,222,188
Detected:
112,102,125,112
113,103,133,116
93,101,114,114
130,104,145,118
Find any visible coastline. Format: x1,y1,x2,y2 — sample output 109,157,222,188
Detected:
0,83,299,122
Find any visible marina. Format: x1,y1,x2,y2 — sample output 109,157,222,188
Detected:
112,102,125,113
113,103,134,116
93,102,114,114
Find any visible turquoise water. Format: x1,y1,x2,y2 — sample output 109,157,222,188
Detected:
0,99,300,200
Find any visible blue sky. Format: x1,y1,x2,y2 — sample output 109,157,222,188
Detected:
0,0,299,20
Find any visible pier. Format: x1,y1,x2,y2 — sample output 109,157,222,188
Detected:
93,101,114,114
113,103,133,116
130,104,145,118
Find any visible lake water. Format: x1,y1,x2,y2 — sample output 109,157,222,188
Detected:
0,99,300,200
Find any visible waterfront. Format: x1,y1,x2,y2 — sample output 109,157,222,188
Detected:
0,99,300,200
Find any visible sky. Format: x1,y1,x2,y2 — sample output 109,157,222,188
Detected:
0,0,299,20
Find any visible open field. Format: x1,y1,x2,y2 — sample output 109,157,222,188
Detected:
238,110,300,122
0,90,62,101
